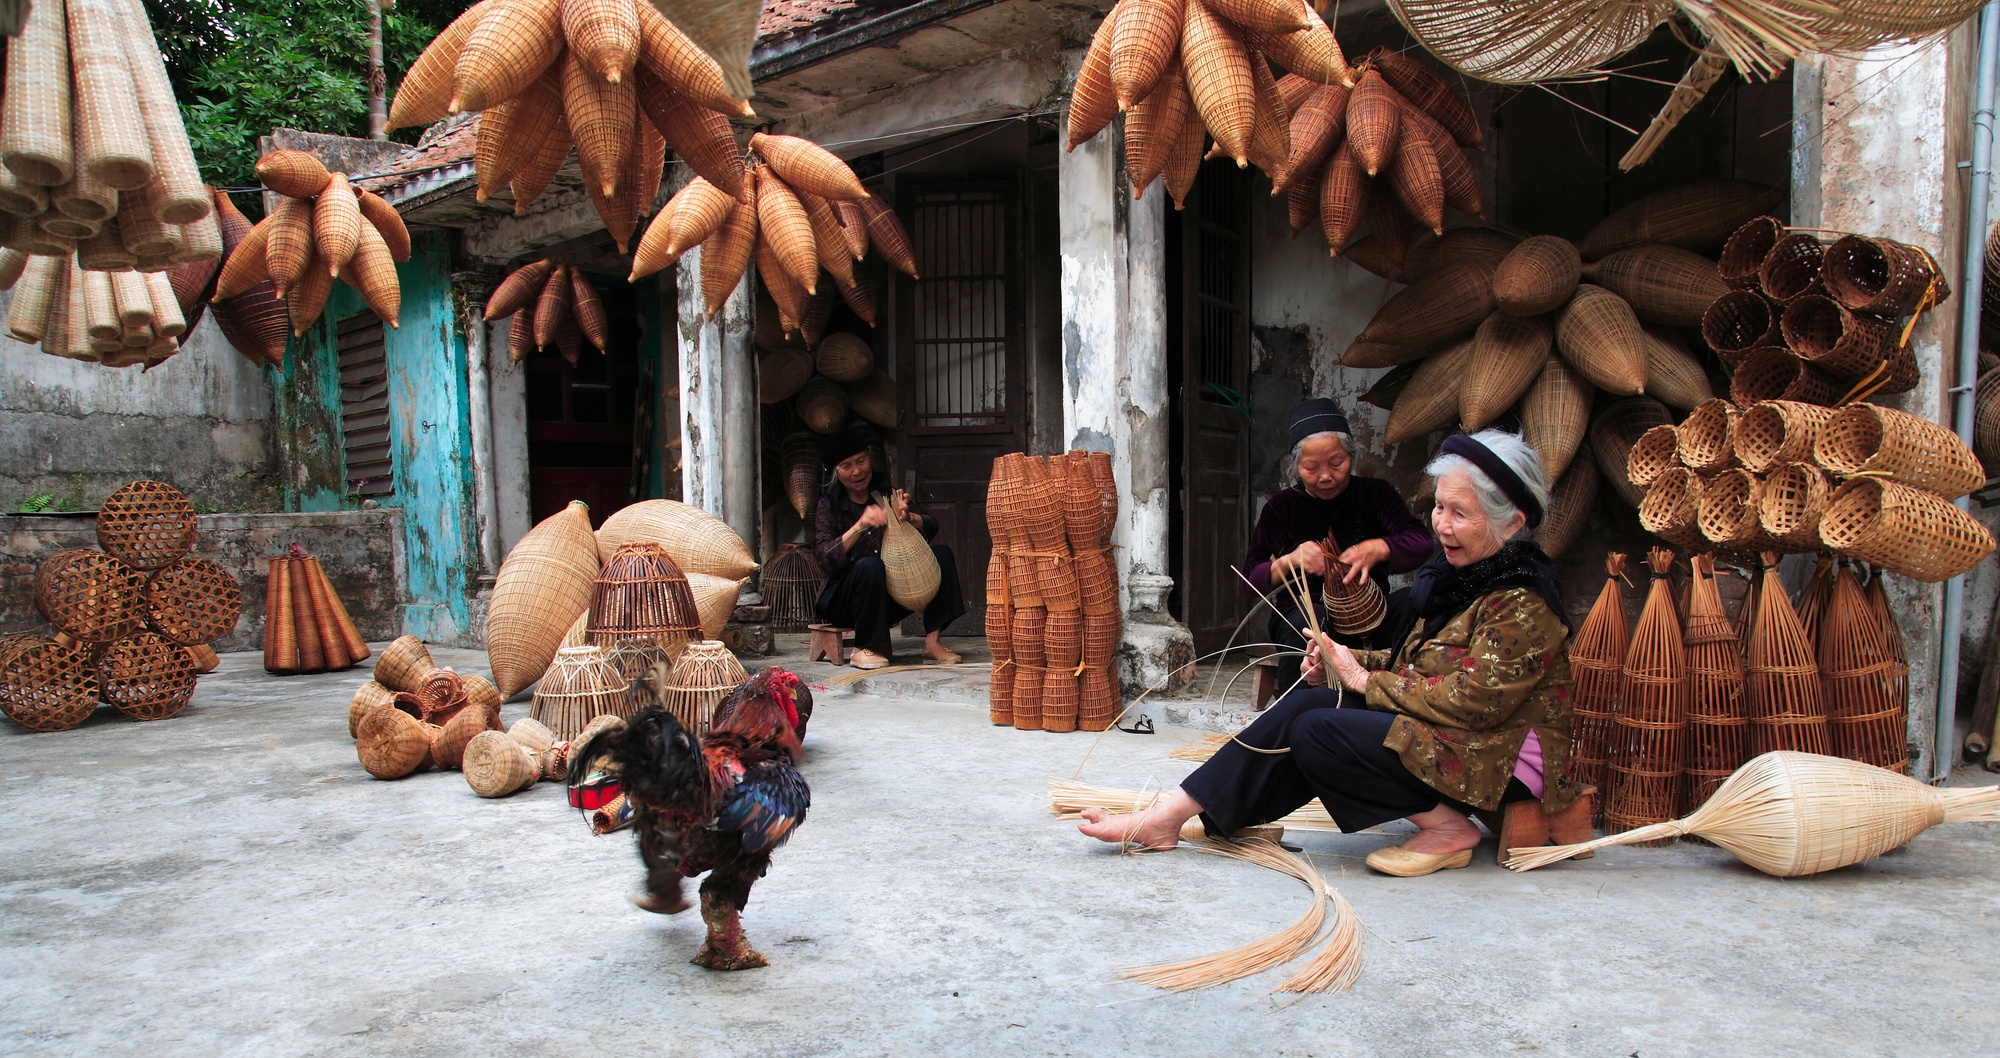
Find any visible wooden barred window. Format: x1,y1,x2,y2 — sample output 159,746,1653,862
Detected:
336,312,394,497
908,185,1014,431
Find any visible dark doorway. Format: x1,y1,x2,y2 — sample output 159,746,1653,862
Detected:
525,275,643,527
1168,157,1253,654
893,172,1029,627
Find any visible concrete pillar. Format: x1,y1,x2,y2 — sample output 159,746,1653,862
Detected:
488,318,531,556
1060,125,1193,694
674,246,761,560
1795,41,1957,777
452,272,502,577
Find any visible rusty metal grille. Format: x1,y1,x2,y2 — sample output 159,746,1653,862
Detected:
910,191,1009,430
1193,162,1245,403
336,312,394,497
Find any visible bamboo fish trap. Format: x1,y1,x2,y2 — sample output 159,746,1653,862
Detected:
1684,555,1748,809
530,645,632,740
1819,565,1909,774
659,639,748,736
1605,548,1688,838
874,491,941,611
1508,752,2000,878
762,543,822,632
585,541,704,675
1317,534,1387,635
1745,554,1830,756
1566,552,1628,826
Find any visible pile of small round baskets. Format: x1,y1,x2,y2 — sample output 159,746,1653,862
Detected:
2,481,241,731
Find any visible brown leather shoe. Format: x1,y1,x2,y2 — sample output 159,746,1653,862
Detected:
1365,845,1474,877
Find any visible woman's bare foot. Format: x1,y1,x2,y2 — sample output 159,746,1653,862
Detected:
1077,789,1203,850
1396,804,1483,856
922,631,961,665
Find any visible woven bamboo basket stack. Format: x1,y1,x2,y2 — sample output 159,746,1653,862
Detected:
0,0,218,291
762,542,823,632
479,257,616,365
0,231,216,369
1063,0,1353,211
210,149,407,346
1,481,240,731
388,0,746,256
986,450,1120,733
262,543,370,676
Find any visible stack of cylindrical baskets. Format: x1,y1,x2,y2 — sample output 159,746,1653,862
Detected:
986,450,1120,733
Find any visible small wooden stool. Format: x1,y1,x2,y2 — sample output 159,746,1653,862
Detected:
1252,656,1281,711
807,624,853,665
1488,788,1597,866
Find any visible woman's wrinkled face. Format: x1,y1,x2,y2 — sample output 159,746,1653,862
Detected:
1296,435,1352,500
837,450,872,495
1432,471,1508,567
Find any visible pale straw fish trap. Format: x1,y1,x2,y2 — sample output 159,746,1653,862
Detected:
1047,780,1363,998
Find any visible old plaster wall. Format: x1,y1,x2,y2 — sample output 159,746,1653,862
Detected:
0,299,279,514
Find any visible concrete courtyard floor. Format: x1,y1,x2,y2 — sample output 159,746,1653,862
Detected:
4,639,2000,1057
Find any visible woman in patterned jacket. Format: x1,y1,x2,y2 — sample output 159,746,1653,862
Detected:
1079,429,1583,878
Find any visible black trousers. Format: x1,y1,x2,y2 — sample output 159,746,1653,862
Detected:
813,547,966,650
1266,586,1414,693
1181,687,1533,834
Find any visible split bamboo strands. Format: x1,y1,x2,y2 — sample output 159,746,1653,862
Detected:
215,152,405,332
0,0,211,263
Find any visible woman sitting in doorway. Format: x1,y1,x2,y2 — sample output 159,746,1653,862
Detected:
1247,398,1433,691
812,425,967,670
1080,430,1585,878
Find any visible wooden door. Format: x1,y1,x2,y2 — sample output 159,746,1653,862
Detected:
525,276,642,528
1176,158,1252,653
894,173,1028,630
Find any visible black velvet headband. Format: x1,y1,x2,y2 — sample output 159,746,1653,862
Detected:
1440,433,1544,528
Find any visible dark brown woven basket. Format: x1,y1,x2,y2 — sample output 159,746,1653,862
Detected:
586,542,704,665
1701,289,1780,363
989,602,1014,727
1757,233,1824,302
1822,235,1951,316
144,558,243,646
1730,347,1840,407
1718,216,1785,290
34,549,147,643
1779,295,1892,379
98,631,199,721
95,480,198,570
1590,396,1675,508
0,635,100,731
763,543,822,632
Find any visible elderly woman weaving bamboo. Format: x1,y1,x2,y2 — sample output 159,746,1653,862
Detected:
1081,430,1588,877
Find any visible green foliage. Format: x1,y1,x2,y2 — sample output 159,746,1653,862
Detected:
142,0,469,192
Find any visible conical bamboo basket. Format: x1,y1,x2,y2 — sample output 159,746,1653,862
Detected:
1641,329,1714,412
795,376,849,434
1819,564,1908,774
530,645,632,740
1575,181,1783,260
1535,453,1597,559
463,729,539,797
262,556,299,673
349,680,396,738
847,368,898,430
782,431,822,519
1684,554,1748,808
1355,256,1497,348
1182,0,1256,165
685,572,746,638
1519,355,1594,480
373,635,434,693
1746,557,1830,755
1556,284,1647,395
1383,336,1474,443
1491,234,1582,318
1583,245,1729,327
1508,752,2000,878
1590,396,1674,508
1461,312,1551,431
660,639,748,736
355,703,432,779
1605,549,1689,837
1567,552,1629,827
750,132,867,202
489,500,602,697
1374,49,1473,146
596,499,758,579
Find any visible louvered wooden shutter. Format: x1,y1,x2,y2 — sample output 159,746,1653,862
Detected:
337,312,394,497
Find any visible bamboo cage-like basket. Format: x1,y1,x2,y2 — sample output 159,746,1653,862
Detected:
762,543,822,632
1821,235,1949,316
143,557,242,646
1780,295,1892,379
1626,424,1682,488
530,645,632,740
97,630,197,721
987,456,1016,726
1043,608,1082,734
1698,468,1775,551
0,634,100,732
1730,346,1839,407
1794,557,1837,649
1757,233,1824,302
1817,476,1997,582
95,480,197,571
1508,752,2000,877
1011,607,1047,731
1684,555,1748,808
348,680,395,737
355,704,432,779
1735,400,1833,472
463,729,538,797
1758,462,1831,553
34,548,146,642
1745,555,1831,756
373,635,433,692
1819,564,1909,774
586,542,703,674
432,702,502,770
1676,399,1739,473
1814,402,1986,501
489,501,601,697
660,640,748,736
1639,466,1705,550
1718,216,1785,289
1605,549,1689,838
1567,553,1629,826
1701,289,1780,362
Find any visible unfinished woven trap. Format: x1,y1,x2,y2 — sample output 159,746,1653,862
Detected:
1745,555,1831,756
530,646,632,741
144,558,243,646
1605,549,1688,837
0,635,100,732
95,480,198,571
1684,555,1748,808
1318,535,1387,636
762,543,822,632
1626,424,1682,488
1817,477,1997,582
1676,399,1739,473
1735,400,1833,473
1814,402,1986,500
34,549,147,643
586,542,704,671
1819,565,1908,774
660,640,749,736
98,631,199,721
1566,553,1629,827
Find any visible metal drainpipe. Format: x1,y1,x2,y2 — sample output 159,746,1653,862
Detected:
1938,0,2000,783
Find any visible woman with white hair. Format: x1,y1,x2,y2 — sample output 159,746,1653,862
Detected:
1080,430,1586,878
1245,398,1432,690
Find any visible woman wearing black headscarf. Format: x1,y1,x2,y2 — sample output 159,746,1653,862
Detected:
811,426,967,670
1079,430,1586,878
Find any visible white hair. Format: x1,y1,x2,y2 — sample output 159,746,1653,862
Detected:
1424,430,1550,545
1288,430,1354,480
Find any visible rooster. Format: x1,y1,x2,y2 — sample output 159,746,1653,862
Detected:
569,667,811,970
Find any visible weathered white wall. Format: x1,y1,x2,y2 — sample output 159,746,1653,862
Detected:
0,289,278,512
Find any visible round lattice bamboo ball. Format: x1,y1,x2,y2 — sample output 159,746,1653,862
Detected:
98,632,199,721
95,481,199,570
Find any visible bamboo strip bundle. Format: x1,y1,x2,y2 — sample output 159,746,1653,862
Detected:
1745,554,1831,755
1567,553,1629,826
1118,838,1337,994
1508,752,2000,877
1819,564,1908,774
1684,555,1748,808
1605,549,1689,837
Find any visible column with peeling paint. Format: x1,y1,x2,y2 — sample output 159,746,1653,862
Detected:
1061,125,1192,692
675,246,762,563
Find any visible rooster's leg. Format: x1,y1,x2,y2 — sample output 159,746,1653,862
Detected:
692,866,767,970
634,820,691,915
